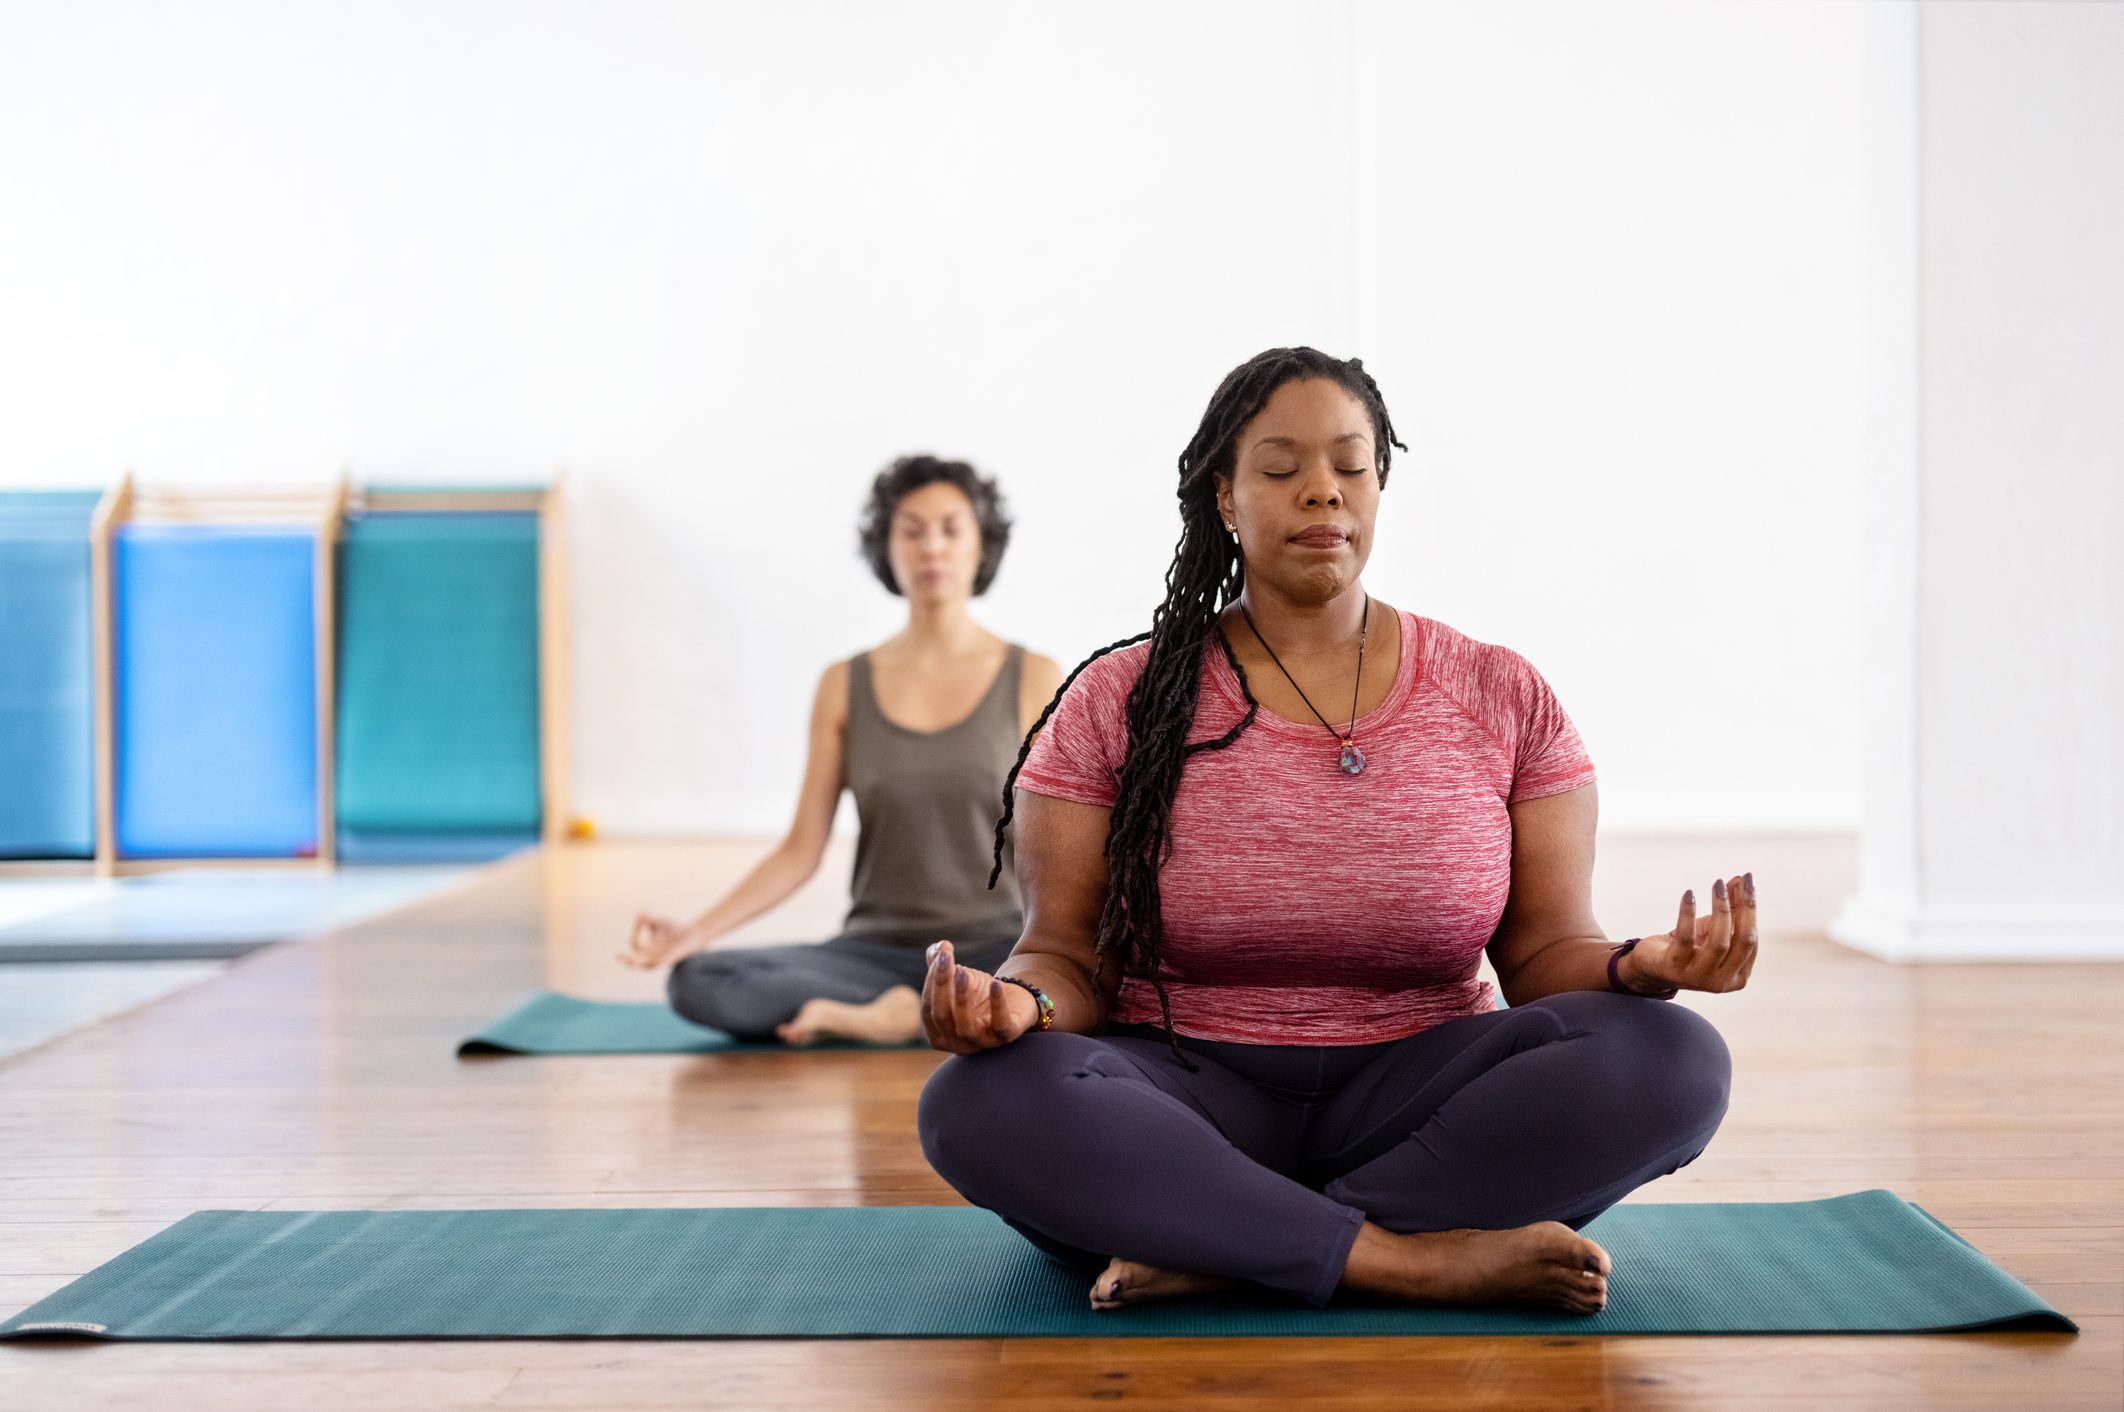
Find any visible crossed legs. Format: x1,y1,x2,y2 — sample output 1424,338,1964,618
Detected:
918,992,1730,1308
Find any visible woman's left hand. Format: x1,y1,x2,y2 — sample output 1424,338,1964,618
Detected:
1621,873,1758,995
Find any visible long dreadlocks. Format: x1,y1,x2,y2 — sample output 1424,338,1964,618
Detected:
990,347,1406,1065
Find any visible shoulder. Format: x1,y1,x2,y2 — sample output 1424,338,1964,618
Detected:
1031,636,1152,750
813,659,852,721
1019,637,1154,796
1412,615,1570,753
1415,615,1547,701
1064,636,1153,709
1015,649,1066,730
1018,647,1064,693
1020,649,1065,688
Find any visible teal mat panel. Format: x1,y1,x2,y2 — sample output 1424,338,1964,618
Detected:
335,827,537,865
0,1195,2075,1340
334,512,541,840
459,991,919,1055
0,492,100,857
114,526,320,857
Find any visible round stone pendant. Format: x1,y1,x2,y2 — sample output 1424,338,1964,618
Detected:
1339,741,1367,776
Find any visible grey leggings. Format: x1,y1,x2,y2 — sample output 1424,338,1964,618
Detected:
668,927,1018,1041
918,990,1731,1306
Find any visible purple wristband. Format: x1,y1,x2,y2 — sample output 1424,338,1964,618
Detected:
1608,938,1678,1000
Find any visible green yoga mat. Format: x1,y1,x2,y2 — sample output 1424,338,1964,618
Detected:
334,511,542,849
458,991,920,1056
0,1194,2073,1340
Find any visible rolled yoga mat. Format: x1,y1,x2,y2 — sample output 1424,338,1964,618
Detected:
334,511,542,862
458,990,920,1056
0,492,100,858
0,1193,2074,1340
114,525,320,858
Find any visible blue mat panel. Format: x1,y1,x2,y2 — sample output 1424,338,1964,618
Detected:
0,492,100,857
114,526,320,858
333,512,542,846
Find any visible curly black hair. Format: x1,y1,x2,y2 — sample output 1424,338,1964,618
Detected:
988,347,1405,1067
857,454,1013,596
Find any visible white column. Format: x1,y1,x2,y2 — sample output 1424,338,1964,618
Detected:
1832,1,2124,962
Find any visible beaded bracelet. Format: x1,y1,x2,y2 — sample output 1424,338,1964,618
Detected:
1607,938,1679,1000
993,973,1055,1031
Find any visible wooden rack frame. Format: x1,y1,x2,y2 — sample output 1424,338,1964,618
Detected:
90,473,347,877
1,473,570,877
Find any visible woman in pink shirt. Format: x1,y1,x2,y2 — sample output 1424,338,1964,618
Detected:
915,347,1754,1315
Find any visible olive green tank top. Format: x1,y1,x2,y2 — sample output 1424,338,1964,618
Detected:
842,645,1026,941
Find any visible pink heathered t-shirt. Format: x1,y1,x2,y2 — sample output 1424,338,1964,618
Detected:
1015,610,1597,1046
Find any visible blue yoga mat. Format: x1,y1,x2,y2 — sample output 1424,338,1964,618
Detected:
0,492,100,858
0,1195,2074,1340
114,526,320,858
458,991,920,1055
0,868,472,962
334,511,541,859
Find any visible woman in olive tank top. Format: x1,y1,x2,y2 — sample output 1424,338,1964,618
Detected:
616,456,1062,1045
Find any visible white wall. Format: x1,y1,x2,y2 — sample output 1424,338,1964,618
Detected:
1356,0,1871,832
0,0,1878,836
1834,0,2124,960
1849,1,1924,921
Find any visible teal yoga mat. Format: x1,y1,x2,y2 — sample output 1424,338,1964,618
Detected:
0,1194,2074,1340
334,511,542,858
458,991,920,1056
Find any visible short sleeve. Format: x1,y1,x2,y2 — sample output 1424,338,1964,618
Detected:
1015,649,1138,808
1503,652,1598,804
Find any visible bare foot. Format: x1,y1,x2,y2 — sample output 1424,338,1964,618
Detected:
774,986,922,1046
1089,1257,1240,1311
1344,1221,1612,1315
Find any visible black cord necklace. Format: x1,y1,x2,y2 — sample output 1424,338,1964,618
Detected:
1239,595,1371,776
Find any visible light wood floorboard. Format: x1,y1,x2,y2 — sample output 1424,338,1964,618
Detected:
1,838,2116,1409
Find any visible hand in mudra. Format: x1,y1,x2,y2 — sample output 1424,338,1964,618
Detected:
922,939,1040,1054
1624,873,1760,994
615,912,697,970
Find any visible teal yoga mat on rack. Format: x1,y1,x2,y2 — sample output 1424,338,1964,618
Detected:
0,1194,2075,1340
458,991,919,1055
0,492,101,858
334,512,541,860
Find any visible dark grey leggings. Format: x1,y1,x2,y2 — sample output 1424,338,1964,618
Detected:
918,990,1731,1306
668,928,1018,1041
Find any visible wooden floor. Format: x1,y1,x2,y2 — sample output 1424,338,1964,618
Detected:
2,838,2117,1410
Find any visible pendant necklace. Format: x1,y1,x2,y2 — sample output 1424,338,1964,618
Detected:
1238,596,1371,776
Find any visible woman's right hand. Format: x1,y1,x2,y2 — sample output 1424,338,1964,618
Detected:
616,912,703,970
923,939,1040,1054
